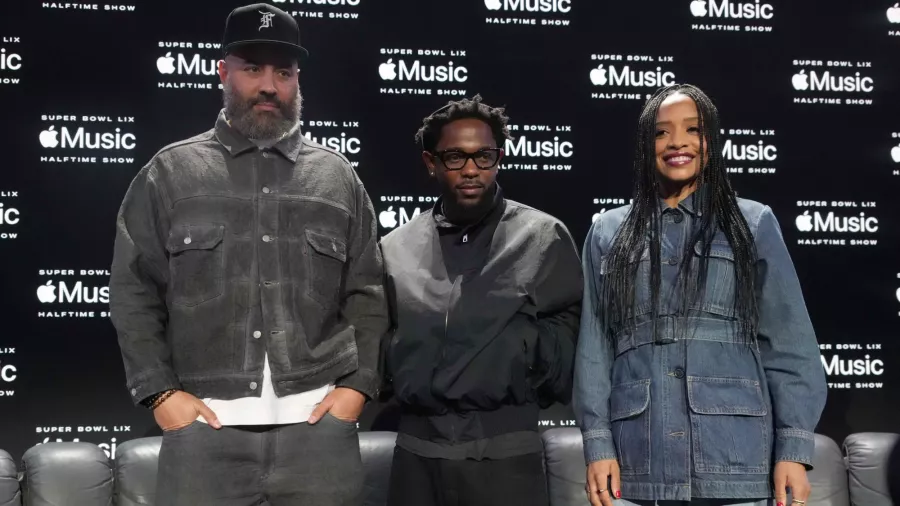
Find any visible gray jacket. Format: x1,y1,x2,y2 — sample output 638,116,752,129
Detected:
110,110,388,406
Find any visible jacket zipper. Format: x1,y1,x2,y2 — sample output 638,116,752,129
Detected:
443,275,462,443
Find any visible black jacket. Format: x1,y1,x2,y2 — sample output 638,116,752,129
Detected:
379,195,582,442
109,110,389,405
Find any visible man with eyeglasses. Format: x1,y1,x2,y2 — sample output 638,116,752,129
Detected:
378,94,583,506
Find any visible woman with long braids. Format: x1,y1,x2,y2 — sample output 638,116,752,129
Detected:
573,84,827,506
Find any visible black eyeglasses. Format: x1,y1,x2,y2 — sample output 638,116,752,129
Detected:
432,148,503,170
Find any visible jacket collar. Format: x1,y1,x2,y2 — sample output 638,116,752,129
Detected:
213,108,304,162
658,185,705,218
432,183,505,231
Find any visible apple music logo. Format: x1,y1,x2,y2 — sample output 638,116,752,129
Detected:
39,114,137,165
792,59,875,106
820,342,886,390
721,127,778,176
270,0,362,21
157,41,223,91
888,3,900,36
378,48,468,98
377,195,437,232
35,424,131,460
0,36,22,86
589,53,677,101
794,200,879,247
36,269,111,319
891,132,900,177
301,119,362,169
690,0,774,33
0,346,16,398
0,190,20,241
592,197,631,223
502,123,574,172
484,0,572,27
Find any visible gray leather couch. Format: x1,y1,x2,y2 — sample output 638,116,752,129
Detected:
0,429,895,506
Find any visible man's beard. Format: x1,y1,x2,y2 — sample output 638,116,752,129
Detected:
223,82,302,141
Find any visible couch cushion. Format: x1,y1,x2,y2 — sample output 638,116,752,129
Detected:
541,428,585,506
21,443,112,506
844,432,899,506
806,433,849,506
114,437,162,506
0,450,20,506
359,431,396,506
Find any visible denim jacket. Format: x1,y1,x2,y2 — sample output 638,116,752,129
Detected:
573,194,827,500
110,110,388,406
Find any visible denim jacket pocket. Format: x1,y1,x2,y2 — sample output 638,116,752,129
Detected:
305,229,347,308
686,376,770,474
166,223,225,307
609,379,651,475
692,241,737,317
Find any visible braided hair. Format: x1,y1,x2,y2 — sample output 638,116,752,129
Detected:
601,83,759,345
414,94,513,152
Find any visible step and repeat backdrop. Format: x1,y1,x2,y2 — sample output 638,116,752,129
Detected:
0,0,898,463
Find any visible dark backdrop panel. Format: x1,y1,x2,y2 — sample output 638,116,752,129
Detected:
0,0,897,462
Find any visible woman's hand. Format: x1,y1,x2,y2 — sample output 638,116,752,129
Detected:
773,461,811,506
585,459,620,506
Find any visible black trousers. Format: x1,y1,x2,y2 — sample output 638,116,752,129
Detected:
386,446,549,506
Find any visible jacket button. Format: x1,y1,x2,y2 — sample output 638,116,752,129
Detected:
183,237,192,245
262,187,271,194
674,367,685,379
131,388,137,396
667,257,678,266
250,382,258,390
262,235,272,242
674,213,684,224
253,330,261,339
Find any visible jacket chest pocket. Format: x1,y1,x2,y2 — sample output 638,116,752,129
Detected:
691,241,736,317
600,250,652,325
609,379,651,475
166,224,225,307
305,229,347,308
686,376,769,474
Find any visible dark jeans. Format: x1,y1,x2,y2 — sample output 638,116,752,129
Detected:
386,446,549,506
156,414,363,506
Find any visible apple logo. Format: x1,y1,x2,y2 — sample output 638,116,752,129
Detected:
485,0,502,10
590,65,608,86
379,206,398,228
896,286,900,303
379,59,397,81
792,70,810,91
891,143,900,163
690,0,708,17
39,126,59,148
37,281,57,303
157,52,176,74
591,208,607,223
795,211,814,232
888,3,900,23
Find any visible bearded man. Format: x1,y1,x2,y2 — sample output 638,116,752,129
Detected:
108,4,388,505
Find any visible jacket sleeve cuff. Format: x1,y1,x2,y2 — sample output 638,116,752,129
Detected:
335,368,380,400
774,428,816,469
582,429,617,465
127,368,182,406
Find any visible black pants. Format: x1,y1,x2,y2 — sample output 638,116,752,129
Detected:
386,446,549,506
156,415,363,506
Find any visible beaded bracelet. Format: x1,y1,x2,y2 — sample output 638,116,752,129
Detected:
148,389,177,410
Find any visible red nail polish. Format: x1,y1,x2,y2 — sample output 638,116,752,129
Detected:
777,503,784,506
616,491,621,498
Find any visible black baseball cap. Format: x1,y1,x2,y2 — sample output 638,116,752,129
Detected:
222,3,309,62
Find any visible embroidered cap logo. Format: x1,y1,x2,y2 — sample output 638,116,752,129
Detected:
259,11,275,30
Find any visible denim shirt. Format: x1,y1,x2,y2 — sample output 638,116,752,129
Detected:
573,194,827,501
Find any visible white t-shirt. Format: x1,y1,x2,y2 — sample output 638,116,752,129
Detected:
196,354,333,426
